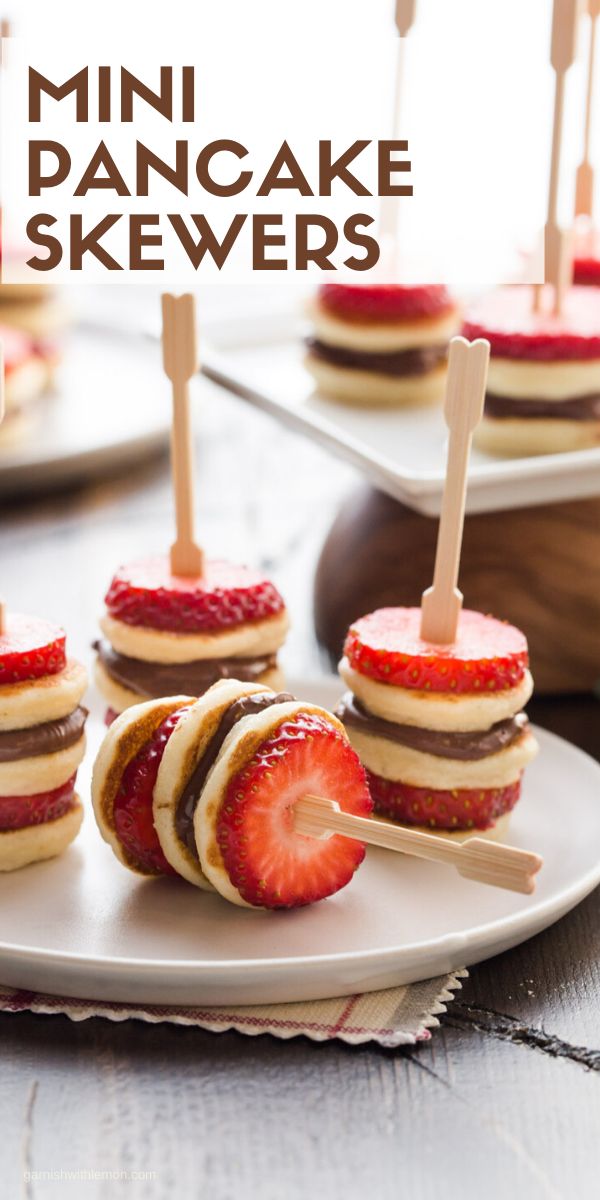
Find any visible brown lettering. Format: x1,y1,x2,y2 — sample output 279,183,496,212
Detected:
121,67,173,122
343,214,380,271
182,67,195,122
73,141,130,196
257,141,313,197
29,67,88,121
252,215,286,270
195,140,252,197
319,140,371,196
378,140,412,196
129,214,164,270
136,140,188,196
98,66,111,121
28,140,71,195
25,214,62,270
295,215,337,269
69,213,122,270
168,213,246,269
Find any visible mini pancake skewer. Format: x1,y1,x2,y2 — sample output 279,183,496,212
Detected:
93,680,542,908
534,0,580,316
573,1,600,284
378,0,417,257
337,338,542,846
95,295,289,720
575,0,600,220
0,611,88,871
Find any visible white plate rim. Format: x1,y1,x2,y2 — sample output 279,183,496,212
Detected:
1,722,598,981
200,309,600,515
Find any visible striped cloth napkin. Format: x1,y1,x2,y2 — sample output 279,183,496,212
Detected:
0,971,466,1048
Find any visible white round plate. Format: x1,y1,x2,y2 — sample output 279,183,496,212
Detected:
0,329,169,496
0,677,599,1006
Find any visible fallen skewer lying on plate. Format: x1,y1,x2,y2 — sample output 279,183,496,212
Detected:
91,679,542,909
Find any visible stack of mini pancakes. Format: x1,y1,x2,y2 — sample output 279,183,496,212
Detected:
0,613,88,871
305,283,460,406
94,556,289,722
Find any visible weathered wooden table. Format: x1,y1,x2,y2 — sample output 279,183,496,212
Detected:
1,381,598,1199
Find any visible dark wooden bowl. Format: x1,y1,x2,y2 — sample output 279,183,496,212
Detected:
313,485,600,695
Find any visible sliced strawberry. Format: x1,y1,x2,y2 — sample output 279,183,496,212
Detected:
105,556,285,634
344,608,528,694
0,325,36,375
0,774,77,831
573,257,600,286
216,712,372,909
112,707,188,875
319,283,454,323
0,613,66,686
105,708,119,728
367,770,521,831
573,222,600,287
462,285,600,361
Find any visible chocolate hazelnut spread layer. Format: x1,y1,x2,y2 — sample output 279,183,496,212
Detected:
0,706,88,763
95,640,277,699
306,338,448,377
336,693,529,760
485,392,600,421
175,691,294,858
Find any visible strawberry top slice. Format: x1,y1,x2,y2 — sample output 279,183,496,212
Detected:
574,257,600,286
105,556,286,634
573,222,600,286
462,285,600,361
318,283,455,323
344,608,528,694
0,613,67,686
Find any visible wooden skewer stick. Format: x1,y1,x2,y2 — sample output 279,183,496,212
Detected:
395,0,417,36
0,19,10,69
534,0,581,315
294,796,542,895
419,337,489,645
379,0,417,249
161,293,204,578
575,0,600,217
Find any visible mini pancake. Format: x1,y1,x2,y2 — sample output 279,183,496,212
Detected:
338,658,534,732
474,416,599,456
94,657,150,714
345,725,538,790
91,695,193,873
305,356,447,407
307,296,460,352
487,356,600,400
0,735,86,796
94,655,285,715
153,679,273,888
0,798,83,872
100,609,290,663
0,660,88,732
194,699,347,907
